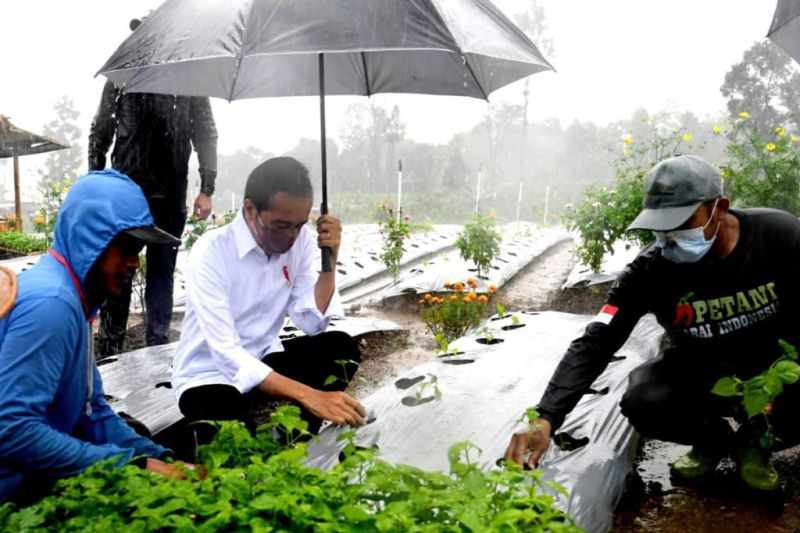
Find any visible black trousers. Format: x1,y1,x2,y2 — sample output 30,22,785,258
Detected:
178,331,361,447
619,350,800,452
98,198,186,355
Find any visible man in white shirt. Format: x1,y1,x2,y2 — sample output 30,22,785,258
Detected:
172,157,366,445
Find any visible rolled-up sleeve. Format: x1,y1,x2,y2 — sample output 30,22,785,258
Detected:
186,238,271,393
287,232,343,336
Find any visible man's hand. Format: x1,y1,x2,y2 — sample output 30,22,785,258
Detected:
301,389,367,427
193,193,212,220
316,214,342,261
504,418,552,469
144,458,195,480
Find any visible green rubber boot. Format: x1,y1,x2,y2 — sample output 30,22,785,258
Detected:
738,446,780,492
669,447,720,480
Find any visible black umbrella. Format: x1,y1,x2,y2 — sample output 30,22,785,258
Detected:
98,0,554,270
0,115,69,233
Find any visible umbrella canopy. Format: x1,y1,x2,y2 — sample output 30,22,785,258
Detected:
768,0,800,63
98,0,554,270
98,0,553,100
0,115,69,232
0,115,67,158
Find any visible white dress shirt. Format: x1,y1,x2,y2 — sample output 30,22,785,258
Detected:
172,209,342,401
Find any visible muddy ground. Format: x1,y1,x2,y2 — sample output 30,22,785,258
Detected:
121,238,800,532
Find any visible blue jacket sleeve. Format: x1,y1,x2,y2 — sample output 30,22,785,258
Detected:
0,297,137,477
73,365,168,459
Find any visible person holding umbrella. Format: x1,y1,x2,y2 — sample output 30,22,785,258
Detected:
172,157,366,449
0,170,186,505
88,16,219,355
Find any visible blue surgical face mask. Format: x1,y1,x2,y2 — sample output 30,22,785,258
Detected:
654,199,720,264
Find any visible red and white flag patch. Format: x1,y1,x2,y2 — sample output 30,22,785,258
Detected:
593,303,618,325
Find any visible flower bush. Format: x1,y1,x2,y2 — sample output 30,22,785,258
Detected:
36,177,71,246
419,278,494,349
377,204,412,282
720,114,800,215
184,210,236,251
455,213,501,279
563,124,697,271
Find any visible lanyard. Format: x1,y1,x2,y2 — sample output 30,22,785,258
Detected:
48,249,89,318
48,249,94,415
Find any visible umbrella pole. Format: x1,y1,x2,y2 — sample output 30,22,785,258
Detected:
13,154,22,233
319,53,332,272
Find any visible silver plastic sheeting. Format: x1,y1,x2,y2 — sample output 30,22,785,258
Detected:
306,311,664,533
382,223,570,297
562,239,640,289
99,315,404,434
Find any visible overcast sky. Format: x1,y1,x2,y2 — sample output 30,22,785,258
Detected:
0,0,780,198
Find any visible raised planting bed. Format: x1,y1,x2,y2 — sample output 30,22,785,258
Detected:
306,310,664,533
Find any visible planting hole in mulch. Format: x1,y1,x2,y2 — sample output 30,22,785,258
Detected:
155,382,172,389
441,359,475,365
586,386,610,396
476,337,504,345
401,395,436,407
395,375,425,390
501,324,526,331
437,351,465,357
554,432,590,452
283,326,298,332
279,333,297,340
609,355,627,362
97,357,118,367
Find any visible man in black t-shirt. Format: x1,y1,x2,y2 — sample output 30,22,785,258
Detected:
505,155,800,491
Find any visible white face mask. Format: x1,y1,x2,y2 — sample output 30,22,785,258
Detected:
654,199,720,263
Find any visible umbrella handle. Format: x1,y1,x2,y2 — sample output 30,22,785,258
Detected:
321,247,333,273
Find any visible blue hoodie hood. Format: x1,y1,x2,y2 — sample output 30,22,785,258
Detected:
52,168,154,287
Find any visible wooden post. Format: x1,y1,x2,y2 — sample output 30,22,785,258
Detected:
13,154,22,233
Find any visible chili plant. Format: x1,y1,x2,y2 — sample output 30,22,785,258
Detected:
376,204,412,283
712,339,800,449
455,213,501,278
0,405,582,532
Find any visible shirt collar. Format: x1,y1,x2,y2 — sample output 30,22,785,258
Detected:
232,208,261,260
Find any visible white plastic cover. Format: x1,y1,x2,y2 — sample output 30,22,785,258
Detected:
306,311,664,533
382,223,570,297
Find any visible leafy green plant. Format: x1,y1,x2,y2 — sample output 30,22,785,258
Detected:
376,204,412,282
323,358,359,388
419,280,490,344
131,254,147,327
721,115,800,215
35,177,71,247
184,210,236,251
0,232,47,255
563,123,697,271
455,213,501,278
414,373,443,403
712,339,800,449
0,405,581,532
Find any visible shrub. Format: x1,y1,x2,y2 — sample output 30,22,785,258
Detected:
455,213,501,278
377,204,412,282
420,278,493,350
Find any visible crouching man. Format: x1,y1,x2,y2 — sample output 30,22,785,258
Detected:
0,169,185,504
173,157,365,448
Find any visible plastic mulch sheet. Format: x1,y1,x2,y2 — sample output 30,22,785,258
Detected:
98,315,404,435
306,311,664,533
382,223,571,298
563,240,640,289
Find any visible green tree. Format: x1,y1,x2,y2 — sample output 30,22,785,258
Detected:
720,40,800,136
38,97,82,191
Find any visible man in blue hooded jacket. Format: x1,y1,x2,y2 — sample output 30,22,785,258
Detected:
0,169,184,504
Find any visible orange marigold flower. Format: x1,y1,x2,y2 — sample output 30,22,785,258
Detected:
418,299,425,305
467,277,477,287
454,282,465,292
443,281,452,289
488,284,497,293
449,294,458,303
478,295,488,304
424,293,433,301
468,291,477,300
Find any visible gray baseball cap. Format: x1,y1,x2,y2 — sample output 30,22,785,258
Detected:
627,155,723,232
